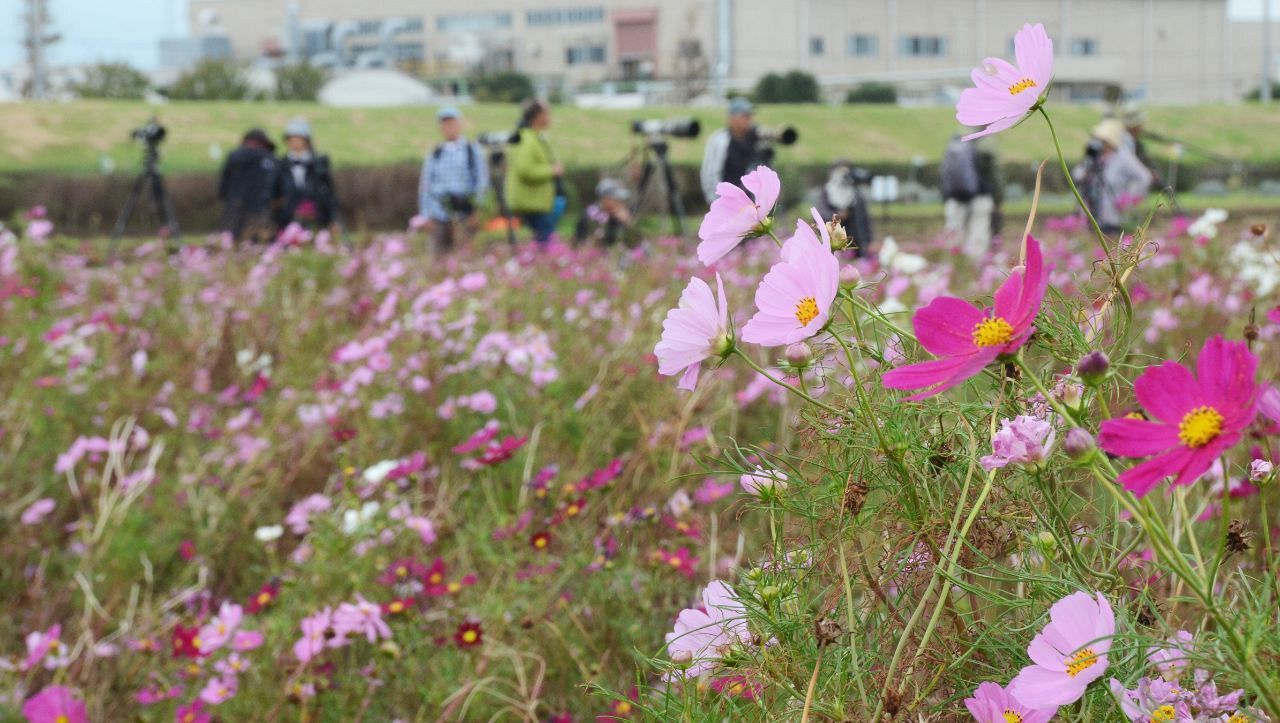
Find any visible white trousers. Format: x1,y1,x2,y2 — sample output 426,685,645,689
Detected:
944,195,994,259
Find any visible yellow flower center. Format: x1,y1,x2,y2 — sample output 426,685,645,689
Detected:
1065,647,1099,677
429,573,443,584
1151,706,1177,722
395,565,407,577
388,601,404,613
668,556,683,568
447,581,461,593
462,630,478,643
183,714,196,723
1003,712,1023,723
795,296,820,326
1178,405,1224,448
56,717,69,723
615,702,633,714
972,317,1015,347
534,537,548,548
1008,78,1038,95
257,592,271,604
1228,715,1251,723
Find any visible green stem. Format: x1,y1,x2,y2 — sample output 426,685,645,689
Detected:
1038,106,1113,263
733,348,854,421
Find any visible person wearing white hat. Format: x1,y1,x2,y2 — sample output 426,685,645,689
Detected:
419,106,489,254
1072,118,1152,234
272,117,340,233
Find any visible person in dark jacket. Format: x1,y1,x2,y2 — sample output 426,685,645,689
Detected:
273,118,340,233
217,128,276,243
814,160,873,258
573,178,634,247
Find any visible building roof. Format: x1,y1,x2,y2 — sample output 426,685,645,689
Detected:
317,68,436,107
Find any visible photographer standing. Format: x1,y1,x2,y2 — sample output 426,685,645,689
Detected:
700,98,761,204
940,133,1000,259
273,119,340,234
419,107,489,253
1073,119,1152,235
506,100,566,246
218,128,276,243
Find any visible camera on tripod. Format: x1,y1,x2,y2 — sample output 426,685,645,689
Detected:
477,131,518,149
1085,139,1105,160
630,117,701,140
131,119,167,146
755,125,799,148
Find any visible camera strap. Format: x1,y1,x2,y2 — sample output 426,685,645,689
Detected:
432,142,479,190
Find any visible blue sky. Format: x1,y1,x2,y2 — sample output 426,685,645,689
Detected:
1,0,1278,71
0,0,188,69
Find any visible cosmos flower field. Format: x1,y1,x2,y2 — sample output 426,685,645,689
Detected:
6,21,1280,723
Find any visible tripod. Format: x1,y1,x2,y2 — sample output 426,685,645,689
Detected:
110,140,180,256
628,138,686,237
488,149,517,246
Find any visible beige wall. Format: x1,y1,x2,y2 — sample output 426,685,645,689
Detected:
190,0,1264,104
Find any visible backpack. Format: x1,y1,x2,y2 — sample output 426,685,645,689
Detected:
432,141,479,188
939,138,980,199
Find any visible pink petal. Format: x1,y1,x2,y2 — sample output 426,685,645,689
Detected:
912,296,984,357
1014,23,1054,88
1098,417,1179,458
1133,361,1199,424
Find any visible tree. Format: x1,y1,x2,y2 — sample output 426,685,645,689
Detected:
166,59,250,101
70,61,150,99
844,82,897,104
470,72,535,103
752,70,821,104
275,62,329,102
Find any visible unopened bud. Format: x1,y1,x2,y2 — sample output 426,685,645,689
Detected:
826,219,850,251
712,332,735,358
1075,350,1110,385
760,585,781,601
1245,323,1260,342
785,341,814,368
1250,458,1273,483
839,265,861,287
1063,428,1097,461
1252,223,1267,237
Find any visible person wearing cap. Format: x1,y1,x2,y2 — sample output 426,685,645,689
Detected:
700,97,763,204
272,118,340,233
419,107,489,253
506,99,566,246
573,178,634,247
1073,118,1152,234
217,128,277,243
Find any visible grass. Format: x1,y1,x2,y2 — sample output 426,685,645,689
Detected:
0,100,1276,175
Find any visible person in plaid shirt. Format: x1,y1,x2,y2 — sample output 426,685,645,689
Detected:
419,107,489,253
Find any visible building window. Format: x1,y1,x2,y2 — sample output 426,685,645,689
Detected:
566,43,606,65
898,35,947,57
437,12,512,33
1070,37,1098,56
846,34,878,57
809,36,825,56
528,6,605,27
392,42,425,61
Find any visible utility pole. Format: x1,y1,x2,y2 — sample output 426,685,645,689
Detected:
1264,0,1274,103
22,0,60,100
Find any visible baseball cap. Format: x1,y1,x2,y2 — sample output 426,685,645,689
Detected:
728,97,754,116
437,106,462,121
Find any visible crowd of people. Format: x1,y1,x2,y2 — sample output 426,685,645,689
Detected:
215,99,1162,257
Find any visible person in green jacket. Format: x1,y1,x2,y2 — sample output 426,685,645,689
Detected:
505,99,565,245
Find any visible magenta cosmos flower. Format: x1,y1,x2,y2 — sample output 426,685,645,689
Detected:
883,235,1048,399
964,681,1057,723
740,222,840,346
956,23,1053,141
655,274,733,390
696,166,781,265
22,685,88,723
1098,335,1259,497
1009,591,1114,708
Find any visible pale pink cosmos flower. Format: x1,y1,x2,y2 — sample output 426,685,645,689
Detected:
696,166,781,265
231,629,263,651
1009,591,1114,708
964,681,1056,723
740,221,840,347
198,674,238,705
333,595,392,643
405,515,437,545
23,624,69,671
293,608,334,663
980,415,1056,471
21,498,55,525
956,23,1054,141
197,602,243,653
664,580,751,680
654,273,732,391
1147,630,1194,681
739,466,788,497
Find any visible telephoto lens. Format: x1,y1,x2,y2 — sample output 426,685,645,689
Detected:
630,118,701,139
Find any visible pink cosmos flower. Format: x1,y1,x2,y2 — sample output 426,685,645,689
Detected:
198,675,237,705
23,624,68,671
964,681,1056,723
883,235,1048,399
175,699,212,723
1009,591,1114,708
405,515,437,545
1147,630,1194,681
697,166,780,265
196,602,243,653
293,608,333,663
1098,336,1259,497
956,23,1053,141
230,629,263,651
981,415,1056,471
740,222,840,347
22,685,88,723
739,466,788,497
333,595,392,643
654,274,732,391
664,580,751,680
21,498,55,525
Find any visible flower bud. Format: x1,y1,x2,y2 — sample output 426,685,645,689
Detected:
839,264,861,287
785,341,814,368
826,219,850,251
1250,458,1273,483
1063,428,1096,461
1075,350,1110,385
1245,323,1260,343
712,332,735,358
1252,223,1267,237
760,585,781,602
